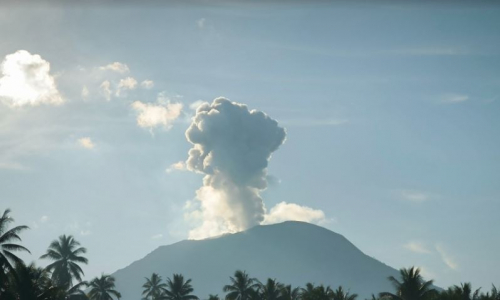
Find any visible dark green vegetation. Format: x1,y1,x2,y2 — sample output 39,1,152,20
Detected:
1,209,499,300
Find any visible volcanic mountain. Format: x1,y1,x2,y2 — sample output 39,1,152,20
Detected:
112,221,400,300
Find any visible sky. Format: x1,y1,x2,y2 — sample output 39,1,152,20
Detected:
1,0,499,291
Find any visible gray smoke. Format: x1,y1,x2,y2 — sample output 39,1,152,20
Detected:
185,97,286,239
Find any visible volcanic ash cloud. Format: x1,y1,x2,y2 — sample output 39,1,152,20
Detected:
185,97,286,239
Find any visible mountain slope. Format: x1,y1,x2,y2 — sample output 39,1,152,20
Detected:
112,221,400,300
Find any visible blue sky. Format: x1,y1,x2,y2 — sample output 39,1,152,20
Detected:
0,1,499,291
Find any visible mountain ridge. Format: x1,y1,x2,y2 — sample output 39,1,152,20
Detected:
112,221,401,300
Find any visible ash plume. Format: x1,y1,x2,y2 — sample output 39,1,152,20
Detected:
185,97,286,239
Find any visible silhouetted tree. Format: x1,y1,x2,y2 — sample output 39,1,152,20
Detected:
330,286,358,300
315,285,334,300
0,208,30,284
88,274,121,300
163,274,198,300
379,267,436,300
223,270,260,300
281,285,300,300
1,262,60,300
260,278,284,300
40,235,88,288
440,283,481,300
143,273,168,300
208,294,221,300
481,285,500,300
301,283,332,300
67,281,90,300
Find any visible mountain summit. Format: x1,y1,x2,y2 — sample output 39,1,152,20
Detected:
113,221,400,300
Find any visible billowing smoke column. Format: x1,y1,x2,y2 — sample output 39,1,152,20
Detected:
185,97,286,239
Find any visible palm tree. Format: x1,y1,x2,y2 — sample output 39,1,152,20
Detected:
440,283,481,300
0,209,30,273
301,283,317,300
379,267,436,300
40,234,88,288
301,283,332,300
143,273,167,300
1,262,65,300
315,285,333,300
208,295,221,300
453,283,481,300
163,274,198,300
67,281,90,300
88,274,121,300
330,286,358,300
260,278,284,300
481,285,500,300
223,270,260,300
281,285,300,300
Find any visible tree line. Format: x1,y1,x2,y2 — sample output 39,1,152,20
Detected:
1,208,498,300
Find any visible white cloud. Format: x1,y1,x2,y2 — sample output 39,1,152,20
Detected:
141,80,154,89
398,189,430,203
78,137,95,149
189,100,207,111
436,244,459,270
404,241,431,254
197,18,206,29
80,230,92,236
131,100,183,130
116,77,138,96
262,202,328,225
40,215,49,223
99,62,129,73
166,161,186,173
0,50,64,107
151,234,163,240
441,94,469,104
81,85,89,99
100,80,112,101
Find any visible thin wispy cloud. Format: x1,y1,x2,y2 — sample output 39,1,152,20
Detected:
253,37,471,59
80,230,92,236
100,80,112,101
436,244,459,270
440,93,469,104
99,62,130,73
81,85,90,99
197,18,206,29
166,161,186,173
151,234,163,240
131,100,183,130
116,77,138,97
397,189,432,203
141,80,154,89
78,137,95,149
388,47,468,56
404,241,431,254
0,161,29,171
